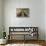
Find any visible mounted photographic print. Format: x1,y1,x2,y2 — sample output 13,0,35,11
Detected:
16,8,29,17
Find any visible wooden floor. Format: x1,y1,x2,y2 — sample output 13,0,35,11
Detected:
0,40,46,46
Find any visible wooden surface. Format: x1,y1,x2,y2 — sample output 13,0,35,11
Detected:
9,27,38,40
0,44,42,46
10,32,30,35
0,40,46,46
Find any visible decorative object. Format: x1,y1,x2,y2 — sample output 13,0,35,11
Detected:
3,32,6,39
0,25,7,44
16,8,29,17
0,39,7,44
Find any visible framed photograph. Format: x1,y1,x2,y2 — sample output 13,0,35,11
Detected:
16,8,29,17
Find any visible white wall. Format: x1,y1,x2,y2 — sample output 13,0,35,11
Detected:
3,0,45,40
0,0,2,27
45,0,46,40
0,0,3,38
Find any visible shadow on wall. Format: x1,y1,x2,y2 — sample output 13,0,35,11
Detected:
0,31,3,39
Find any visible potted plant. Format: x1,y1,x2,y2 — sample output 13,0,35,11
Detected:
0,26,7,44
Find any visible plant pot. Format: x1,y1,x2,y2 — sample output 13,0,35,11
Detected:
0,39,7,44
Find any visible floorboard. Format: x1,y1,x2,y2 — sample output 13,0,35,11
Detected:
0,40,46,46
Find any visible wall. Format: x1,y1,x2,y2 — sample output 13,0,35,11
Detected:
45,0,46,40
0,0,3,38
3,0,45,40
